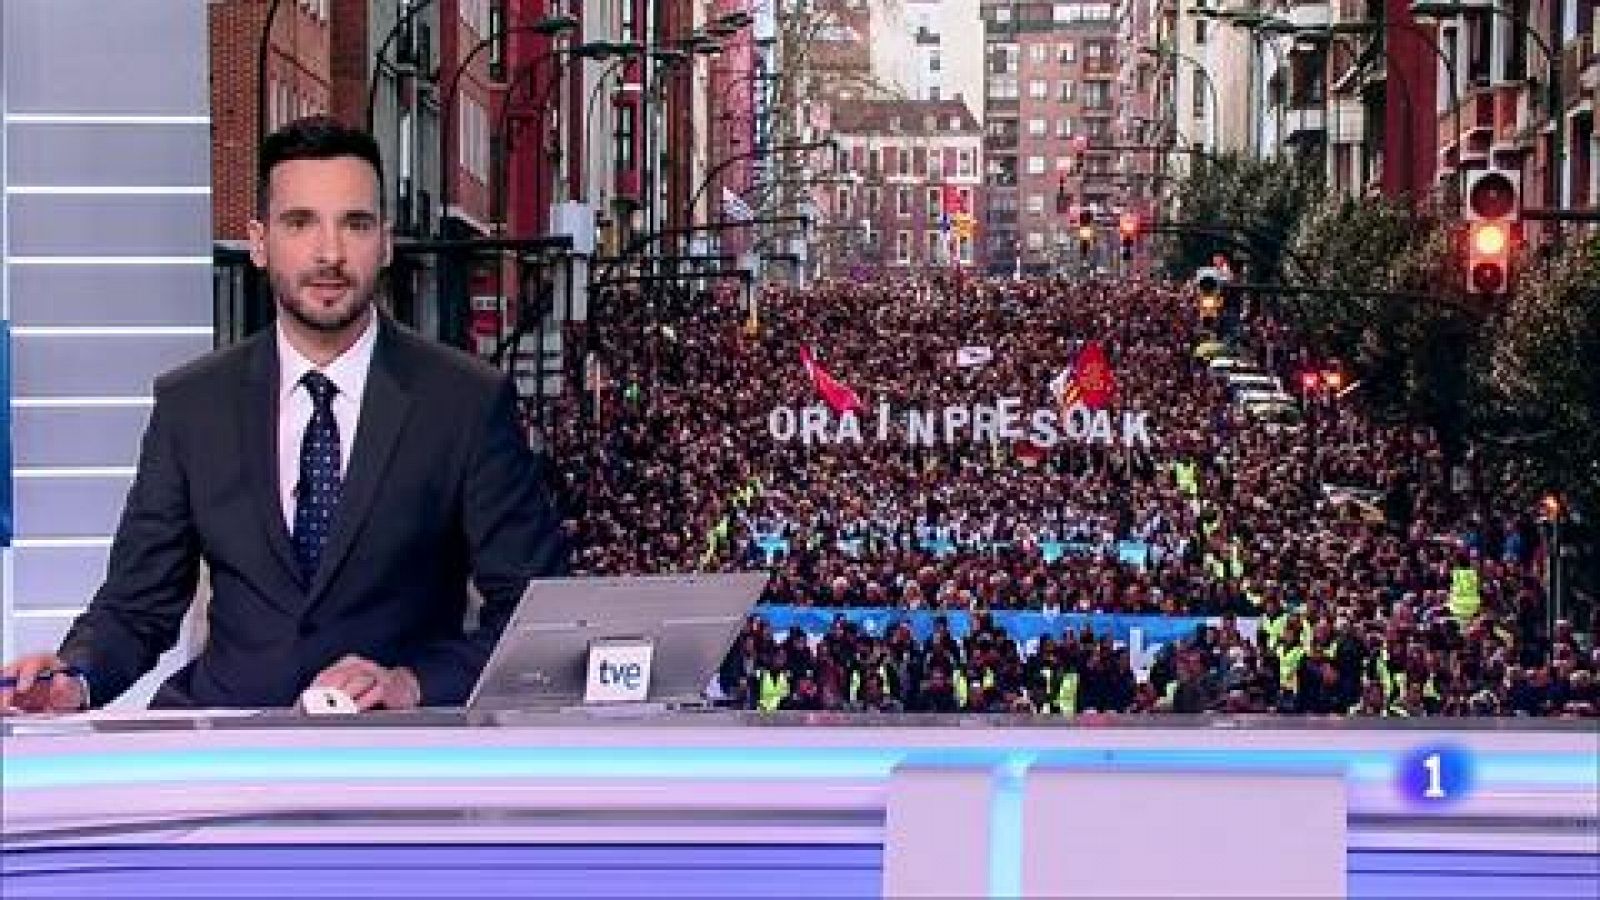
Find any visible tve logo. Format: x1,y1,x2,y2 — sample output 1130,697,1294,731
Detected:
584,639,655,705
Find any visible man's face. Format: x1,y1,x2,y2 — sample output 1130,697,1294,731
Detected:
248,156,390,334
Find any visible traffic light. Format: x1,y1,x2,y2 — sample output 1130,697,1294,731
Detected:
1463,168,1519,296
1118,213,1139,261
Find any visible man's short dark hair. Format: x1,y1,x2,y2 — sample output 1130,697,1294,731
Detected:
256,116,384,216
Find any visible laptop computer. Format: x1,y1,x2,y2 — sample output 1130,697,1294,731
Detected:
465,572,768,712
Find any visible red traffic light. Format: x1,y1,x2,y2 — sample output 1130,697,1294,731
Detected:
1300,371,1321,392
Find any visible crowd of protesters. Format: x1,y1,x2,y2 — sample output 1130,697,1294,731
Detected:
539,272,1595,717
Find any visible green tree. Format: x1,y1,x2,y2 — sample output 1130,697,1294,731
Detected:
1284,194,1482,451
1478,234,1600,517
1161,153,1324,281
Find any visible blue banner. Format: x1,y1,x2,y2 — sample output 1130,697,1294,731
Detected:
755,606,1254,674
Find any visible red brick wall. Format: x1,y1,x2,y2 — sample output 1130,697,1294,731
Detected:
211,0,334,240
328,0,372,128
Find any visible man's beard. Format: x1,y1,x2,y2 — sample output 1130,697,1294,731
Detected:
271,267,376,334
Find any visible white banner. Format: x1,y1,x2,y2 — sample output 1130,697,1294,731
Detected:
767,399,1153,449
955,345,994,367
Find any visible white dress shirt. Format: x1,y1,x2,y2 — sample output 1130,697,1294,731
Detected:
277,314,378,530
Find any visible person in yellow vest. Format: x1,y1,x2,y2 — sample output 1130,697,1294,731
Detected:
1449,558,1481,621
1053,668,1081,718
757,667,791,713
755,648,793,713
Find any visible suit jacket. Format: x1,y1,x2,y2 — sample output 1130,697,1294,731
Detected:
57,317,568,709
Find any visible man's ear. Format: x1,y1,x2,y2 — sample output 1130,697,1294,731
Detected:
247,217,267,269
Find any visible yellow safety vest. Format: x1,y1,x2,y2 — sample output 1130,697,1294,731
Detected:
1449,567,1481,620
1056,671,1080,718
758,670,790,712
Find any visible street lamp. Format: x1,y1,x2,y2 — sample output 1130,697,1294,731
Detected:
491,41,623,234
1192,8,1286,159
438,14,580,226
1140,44,1221,152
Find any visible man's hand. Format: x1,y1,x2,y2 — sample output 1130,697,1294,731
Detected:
309,656,422,711
1,654,88,715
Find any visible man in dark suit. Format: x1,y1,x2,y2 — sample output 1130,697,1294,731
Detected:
0,117,566,713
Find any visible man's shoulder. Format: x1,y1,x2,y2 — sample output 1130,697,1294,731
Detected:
153,329,268,399
381,319,507,397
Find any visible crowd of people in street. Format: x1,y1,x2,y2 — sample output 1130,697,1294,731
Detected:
541,272,1595,718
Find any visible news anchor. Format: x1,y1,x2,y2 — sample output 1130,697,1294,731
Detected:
0,117,566,713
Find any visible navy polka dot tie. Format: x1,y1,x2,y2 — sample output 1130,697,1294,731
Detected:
292,371,341,582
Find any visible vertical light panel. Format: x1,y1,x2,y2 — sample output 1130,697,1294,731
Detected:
1,0,213,704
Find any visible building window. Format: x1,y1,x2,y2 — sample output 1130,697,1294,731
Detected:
927,230,942,260
1029,79,1049,99
1026,231,1045,251
931,50,941,72
897,230,912,262
1026,194,1045,214
1030,44,1049,65
869,147,881,175
1028,118,1048,138
1193,77,1207,116
929,86,941,102
613,102,634,174
994,7,1011,23
1026,155,1046,174
927,187,942,219
897,187,912,216
958,149,974,176
960,235,973,263
1058,42,1076,64
899,146,911,176
1056,117,1073,138
838,187,851,216
1056,156,1074,171
867,187,881,212
1196,20,1208,44
1059,80,1074,102
959,187,973,213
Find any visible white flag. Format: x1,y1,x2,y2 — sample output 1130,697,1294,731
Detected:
955,345,994,368
723,187,754,223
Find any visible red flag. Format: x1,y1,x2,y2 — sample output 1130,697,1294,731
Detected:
942,184,965,214
1054,340,1116,411
799,346,863,414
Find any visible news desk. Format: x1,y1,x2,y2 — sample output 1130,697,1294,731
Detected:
3,711,1596,898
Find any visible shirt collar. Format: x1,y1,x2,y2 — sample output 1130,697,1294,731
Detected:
276,310,379,404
